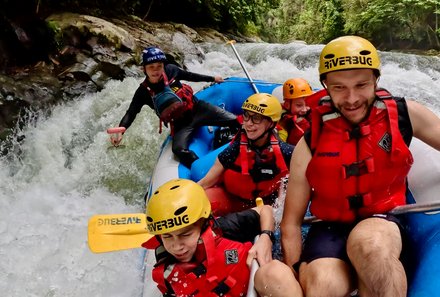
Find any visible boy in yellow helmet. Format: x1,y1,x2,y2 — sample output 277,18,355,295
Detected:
143,178,275,297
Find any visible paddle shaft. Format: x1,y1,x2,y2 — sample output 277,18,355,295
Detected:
389,201,440,215
227,40,259,94
303,201,440,224
247,239,260,297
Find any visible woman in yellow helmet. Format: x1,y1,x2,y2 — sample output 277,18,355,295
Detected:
258,35,440,297
198,93,294,216
143,178,275,297
277,78,314,145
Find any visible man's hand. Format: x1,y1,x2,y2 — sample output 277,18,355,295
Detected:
246,234,273,267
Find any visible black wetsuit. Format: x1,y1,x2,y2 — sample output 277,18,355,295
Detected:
119,64,239,167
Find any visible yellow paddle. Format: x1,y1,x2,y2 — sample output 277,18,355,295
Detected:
87,213,153,253
88,198,265,253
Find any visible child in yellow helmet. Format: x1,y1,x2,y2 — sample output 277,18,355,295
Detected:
144,178,275,297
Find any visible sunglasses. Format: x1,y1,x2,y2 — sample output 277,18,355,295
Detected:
243,111,266,124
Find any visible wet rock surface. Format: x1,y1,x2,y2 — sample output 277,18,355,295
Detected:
0,12,239,143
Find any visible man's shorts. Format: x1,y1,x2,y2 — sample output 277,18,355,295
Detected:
299,214,405,265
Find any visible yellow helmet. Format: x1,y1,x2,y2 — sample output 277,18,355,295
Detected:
283,78,314,100
146,179,211,235
319,36,381,79
242,93,282,122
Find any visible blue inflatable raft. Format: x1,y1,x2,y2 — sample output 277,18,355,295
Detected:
142,77,440,297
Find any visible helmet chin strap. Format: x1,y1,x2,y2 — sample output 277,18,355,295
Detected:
375,76,380,86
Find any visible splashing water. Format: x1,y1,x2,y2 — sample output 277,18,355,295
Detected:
1,41,439,297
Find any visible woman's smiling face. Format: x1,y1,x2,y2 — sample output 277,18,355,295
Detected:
242,111,273,140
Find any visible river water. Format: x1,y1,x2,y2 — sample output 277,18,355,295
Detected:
0,42,439,297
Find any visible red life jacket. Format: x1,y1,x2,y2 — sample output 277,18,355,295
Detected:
223,131,289,200
141,72,195,133
306,88,328,110
280,114,311,145
307,89,413,223
152,225,252,297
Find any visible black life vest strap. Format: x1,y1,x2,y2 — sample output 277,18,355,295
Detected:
348,192,373,209
212,276,237,296
342,157,375,178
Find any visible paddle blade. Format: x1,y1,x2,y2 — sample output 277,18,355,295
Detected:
87,213,153,253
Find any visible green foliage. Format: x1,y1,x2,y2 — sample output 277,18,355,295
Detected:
46,20,63,51
296,0,344,43
341,0,440,48
259,0,344,43
1,0,438,49
261,0,439,49
190,0,281,33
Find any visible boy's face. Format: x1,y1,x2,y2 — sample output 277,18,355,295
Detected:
144,62,164,83
284,98,309,116
161,222,202,262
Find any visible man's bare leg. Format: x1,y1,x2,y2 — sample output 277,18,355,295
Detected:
255,260,303,297
347,217,407,297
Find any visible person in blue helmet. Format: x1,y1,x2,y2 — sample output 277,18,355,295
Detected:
111,46,240,168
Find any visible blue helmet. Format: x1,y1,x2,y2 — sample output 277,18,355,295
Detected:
142,47,167,65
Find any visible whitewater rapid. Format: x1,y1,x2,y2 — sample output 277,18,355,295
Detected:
0,41,439,297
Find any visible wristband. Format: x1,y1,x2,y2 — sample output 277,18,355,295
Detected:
260,230,275,244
